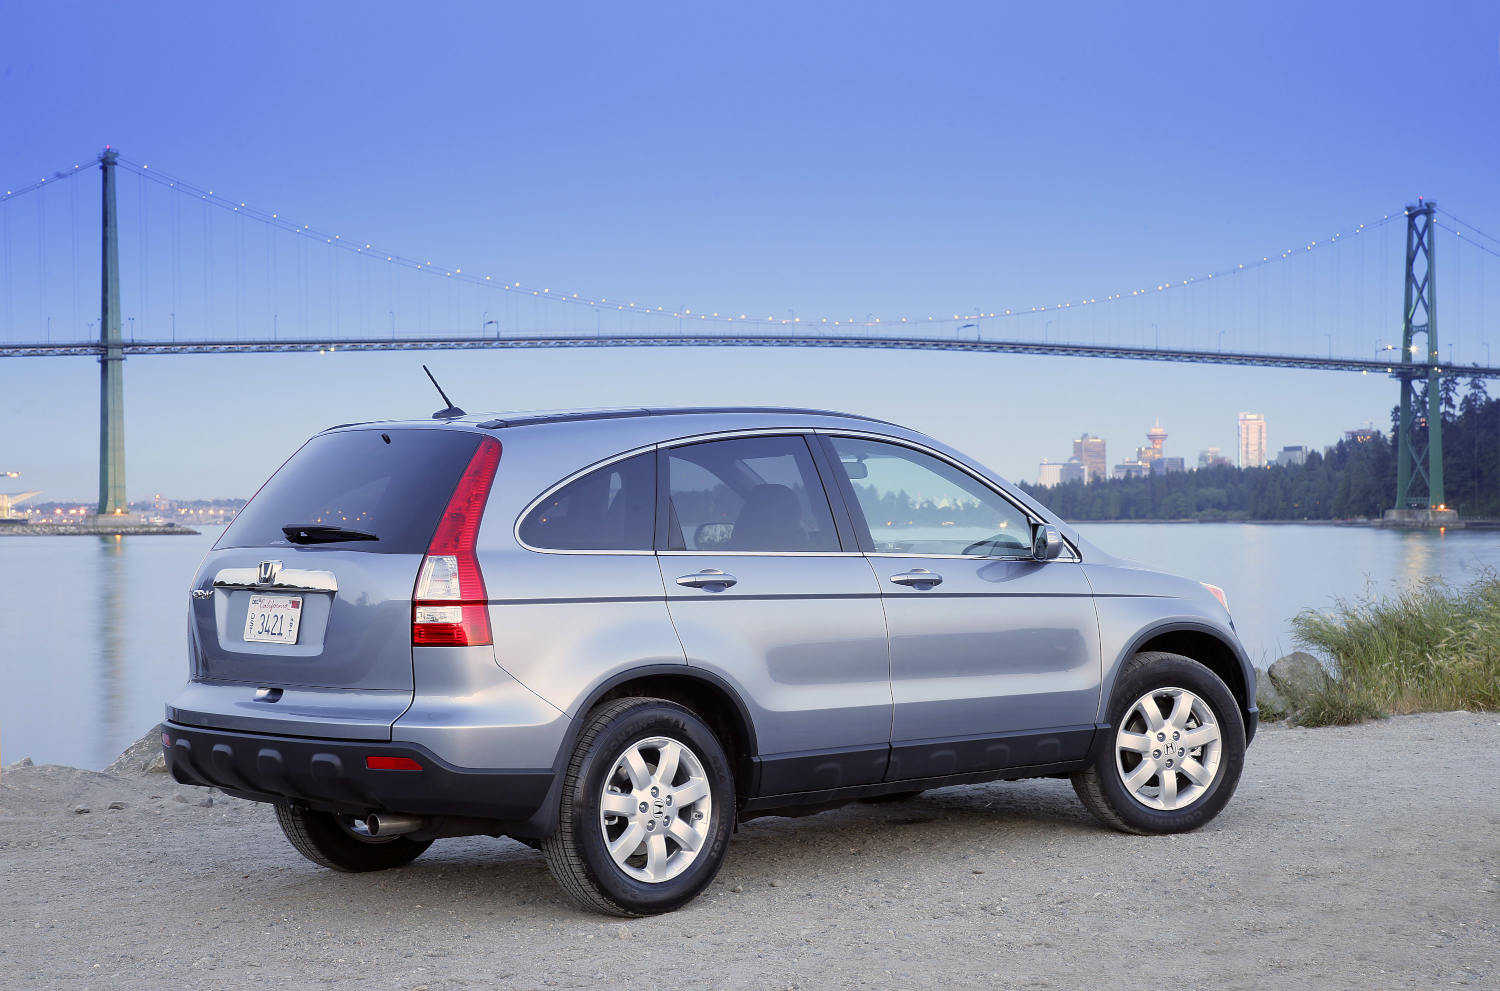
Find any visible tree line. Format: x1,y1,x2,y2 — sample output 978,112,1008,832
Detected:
1020,376,1498,521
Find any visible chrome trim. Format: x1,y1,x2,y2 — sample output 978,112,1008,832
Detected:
866,552,1067,562
658,550,863,558
513,441,661,556
190,588,214,600
514,428,858,558
212,566,339,594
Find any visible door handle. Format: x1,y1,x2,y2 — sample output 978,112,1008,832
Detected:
890,569,943,588
676,569,738,590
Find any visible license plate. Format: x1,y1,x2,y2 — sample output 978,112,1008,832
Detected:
244,594,302,644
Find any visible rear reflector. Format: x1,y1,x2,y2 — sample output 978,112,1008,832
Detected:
413,436,501,647
366,755,423,771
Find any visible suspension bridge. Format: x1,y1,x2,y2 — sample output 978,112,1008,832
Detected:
2,149,1498,521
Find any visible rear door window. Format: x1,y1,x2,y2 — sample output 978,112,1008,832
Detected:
663,435,840,552
217,428,481,554
518,452,656,551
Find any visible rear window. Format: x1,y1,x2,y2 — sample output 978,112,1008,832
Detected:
217,428,482,554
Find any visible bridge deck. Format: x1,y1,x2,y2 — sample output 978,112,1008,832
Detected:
2,334,1497,378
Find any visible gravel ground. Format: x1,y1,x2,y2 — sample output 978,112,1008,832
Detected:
2,712,1497,991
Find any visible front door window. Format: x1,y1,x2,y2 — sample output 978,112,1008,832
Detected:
826,436,1033,557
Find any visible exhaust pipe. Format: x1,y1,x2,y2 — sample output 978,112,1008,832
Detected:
364,812,425,837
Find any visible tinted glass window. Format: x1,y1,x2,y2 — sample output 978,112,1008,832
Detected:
218,428,482,554
828,437,1033,557
665,435,839,552
519,452,655,551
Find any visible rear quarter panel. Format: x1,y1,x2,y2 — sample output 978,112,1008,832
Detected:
475,422,687,718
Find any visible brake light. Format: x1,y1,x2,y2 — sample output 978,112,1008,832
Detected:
413,436,501,646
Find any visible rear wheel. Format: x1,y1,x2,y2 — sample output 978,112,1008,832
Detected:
1072,651,1245,834
542,697,735,916
274,805,432,872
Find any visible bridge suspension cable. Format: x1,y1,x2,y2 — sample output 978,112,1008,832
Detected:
0,160,93,206
106,153,1407,332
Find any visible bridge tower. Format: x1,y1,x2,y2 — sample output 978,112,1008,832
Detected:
96,147,127,516
1389,201,1449,522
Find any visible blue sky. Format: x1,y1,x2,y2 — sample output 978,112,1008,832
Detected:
2,1,1498,501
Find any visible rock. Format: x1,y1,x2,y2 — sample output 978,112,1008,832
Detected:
1255,668,1290,720
1268,652,1331,701
72,805,91,815
19,757,34,767
106,724,167,776
107,801,126,811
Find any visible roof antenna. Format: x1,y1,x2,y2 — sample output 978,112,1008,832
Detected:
423,364,467,419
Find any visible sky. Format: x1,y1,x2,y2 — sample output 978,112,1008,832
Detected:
2,1,1499,502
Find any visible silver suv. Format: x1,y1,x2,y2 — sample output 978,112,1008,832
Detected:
165,406,1255,915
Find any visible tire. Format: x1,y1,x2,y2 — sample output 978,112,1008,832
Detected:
542,697,735,916
1072,651,1246,835
274,804,433,872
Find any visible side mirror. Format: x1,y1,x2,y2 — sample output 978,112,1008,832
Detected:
1032,523,1064,561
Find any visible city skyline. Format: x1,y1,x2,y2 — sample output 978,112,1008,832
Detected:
1036,413,1325,485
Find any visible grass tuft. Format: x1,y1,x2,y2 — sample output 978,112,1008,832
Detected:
1288,574,1500,726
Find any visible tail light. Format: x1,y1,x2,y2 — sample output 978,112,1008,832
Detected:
413,436,501,646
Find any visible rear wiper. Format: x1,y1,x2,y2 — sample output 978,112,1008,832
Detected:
281,523,379,545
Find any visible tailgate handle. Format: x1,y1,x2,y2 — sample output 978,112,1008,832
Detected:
214,566,338,594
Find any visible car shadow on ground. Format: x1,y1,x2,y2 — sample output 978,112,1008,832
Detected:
237,777,1103,918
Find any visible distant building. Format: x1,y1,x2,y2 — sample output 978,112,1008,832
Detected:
1345,428,1379,444
1140,418,1167,465
1037,460,1063,487
1275,445,1308,467
1112,460,1148,480
1059,459,1087,485
1073,434,1107,483
1152,457,1186,475
1198,447,1232,468
1238,412,1268,468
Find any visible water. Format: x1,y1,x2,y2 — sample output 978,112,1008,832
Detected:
3,524,1498,770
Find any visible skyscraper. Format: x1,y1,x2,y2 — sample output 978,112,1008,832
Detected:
1141,418,1167,464
1238,413,1268,468
1073,433,1107,483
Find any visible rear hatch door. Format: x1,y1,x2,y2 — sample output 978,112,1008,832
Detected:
173,426,483,740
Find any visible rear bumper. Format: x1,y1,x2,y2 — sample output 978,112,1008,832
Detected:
163,720,553,823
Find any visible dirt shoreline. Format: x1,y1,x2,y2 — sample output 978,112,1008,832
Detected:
2,712,1496,990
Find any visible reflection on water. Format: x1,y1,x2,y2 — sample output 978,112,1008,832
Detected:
2,523,1499,769
97,535,127,769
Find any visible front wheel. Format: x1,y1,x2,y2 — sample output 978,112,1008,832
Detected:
542,697,735,916
1072,651,1246,834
